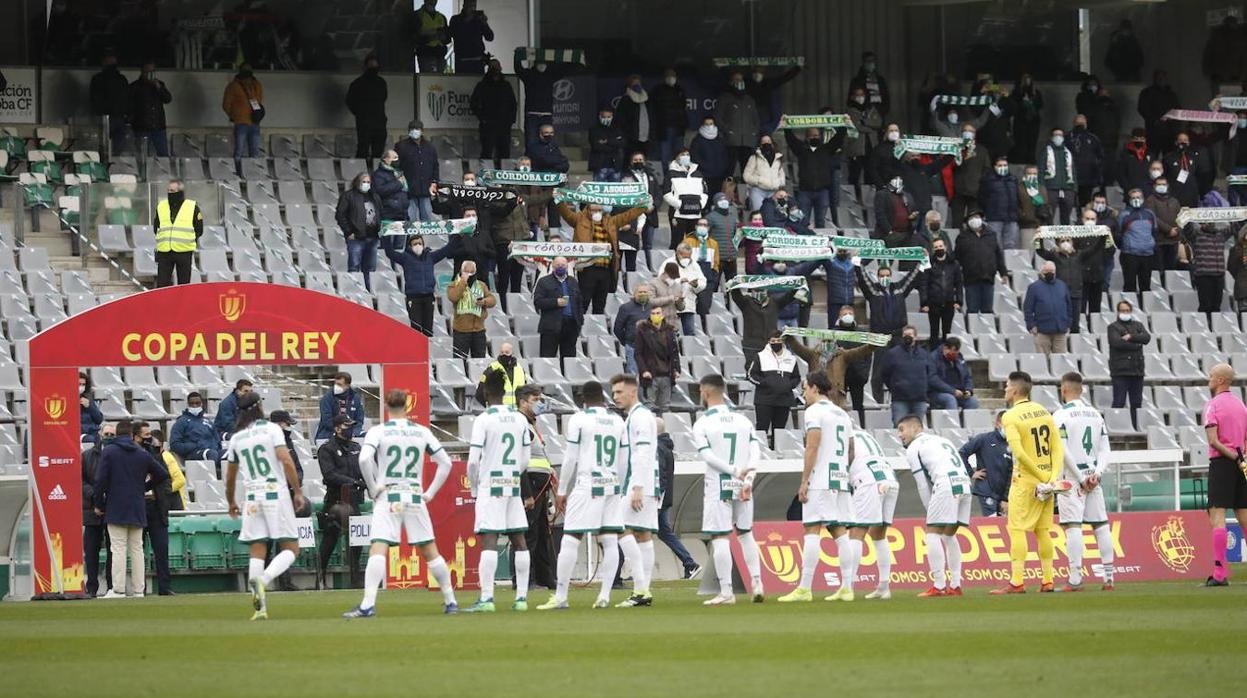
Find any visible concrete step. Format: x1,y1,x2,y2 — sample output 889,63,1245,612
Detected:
28,233,74,257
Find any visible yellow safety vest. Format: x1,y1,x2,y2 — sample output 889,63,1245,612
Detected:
528,423,552,472
155,198,198,253
416,9,447,47
479,361,527,407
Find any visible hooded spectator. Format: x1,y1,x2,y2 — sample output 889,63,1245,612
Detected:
129,61,172,156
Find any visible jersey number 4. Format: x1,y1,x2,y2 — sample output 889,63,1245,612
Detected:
385,445,423,479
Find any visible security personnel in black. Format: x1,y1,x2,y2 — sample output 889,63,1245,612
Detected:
316,414,365,589
269,409,305,591
512,385,556,589
136,421,177,595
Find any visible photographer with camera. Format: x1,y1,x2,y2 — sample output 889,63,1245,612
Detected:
316,415,365,589
448,0,493,75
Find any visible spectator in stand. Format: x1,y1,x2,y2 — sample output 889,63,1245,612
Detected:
1138,70,1180,153
1184,218,1236,319
651,68,689,166
1024,261,1071,354
82,423,114,596
621,152,661,269
92,419,168,598
384,232,459,335
958,411,1013,516
1105,19,1144,81
683,217,720,319
1117,128,1154,194
1077,79,1121,164
868,123,902,186
928,96,994,141
1006,74,1044,165
772,261,808,330
654,259,686,326
396,120,438,222
895,152,951,226
152,179,204,289
533,256,584,358
663,147,709,245
1228,225,1247,316
845,86,884,197
1068,114,1104,207
1141,155,1166,199
315,372,365,442
743,135,786,213
79,371,103,445
706,193,739,283
512,155,553,235
212,379,252,441
980,155,1019,249
169,391,220,464
528,123,570,227
880,326,948,425
741,209,768,274
784,307,878,422
951,124,991,226
750,331,802,440
447,0,492,74
749,63,803,135
1090,192,1121,288
345,53,388,162
473,343,527,407
1145,176,1182,272
317,414,365,589
90,51,130,152
412,0,449,73
433,182,516,279
371,149,409,226
714,71,761,175
514,53,572,142
1118,188,1158,303
690,116,732,197
873,175,917,242
797,244,856,328
857,261,922,401
1076,206,1112,316
447,259,495,358
470,58,517,170
1036,232,1101,334
849,51,890,118
1017,165,1052,248
587,105,625,181
921,210,954,250
817,108,851,225
667,243,708,336
128,61,172,157
222,64,264,174
955,209,1008,313
929,337,978,410
1039,128,1076,224
785,126,843,228
1164,132,1211,209
1203,15,1247,88
616,74,654,159
1107,299,1150,411
336,172,383,291
731,281,805,362
635,304,681,411
920,237,963,347
556,201,640,313
615,283,676,374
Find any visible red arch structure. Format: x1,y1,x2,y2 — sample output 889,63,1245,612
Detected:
26,282,429,596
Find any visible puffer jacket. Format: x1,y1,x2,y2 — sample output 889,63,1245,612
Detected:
713,89,760,148
662,162,709,220
371,164,409,222
919,256,964,306
749,345,801,407
743,150,786,191
979,171,1018,222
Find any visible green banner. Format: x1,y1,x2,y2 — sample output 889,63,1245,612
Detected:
856,246,928,261
724,275,809,292
782,327,891,346
933,95,996,106
1227,174,1247,186
480,169,566,187
554,187,651,208
777,114,857,136
766,233,829,248
738,226,786,241
894,135,964,164
382,218,476,236
577,181,648,195
758,247,831,262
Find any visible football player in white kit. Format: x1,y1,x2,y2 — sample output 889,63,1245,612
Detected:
465,370,533,613
898,416,972,598
1053,372,1115,591
342,389,459,618
848,429,900,599
538,381,626,610
611,374,661,608
693,374,765,605
779,372,855,603
223,392,306,620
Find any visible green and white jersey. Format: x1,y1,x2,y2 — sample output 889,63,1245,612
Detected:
1053,398,1111,483
361,419,446,501
906,432,970,494
850,429,897,489
560,407,626,497
693,405,758,502
226,419,289,493
468,405,532,498
802,398,853,491
621,402,660,498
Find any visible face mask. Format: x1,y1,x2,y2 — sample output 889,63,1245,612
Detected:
1093,202,1106,213
1059,241,1074,253
1042,272,1055,281
1149,170,1162,180
715,199,729,211
168,191,184,206
677,155,691,167
886,131,900,142
889,178,903,192
775,197,787,206
678,258,692,267
760,143,775,154
333,384,347,395
518,164,531,172
359,182,371,192
1052,135,1065,147
1074,123,1087,131
629,83,643,93
1118,313,1132,323
79,385,86,395
499,354,516,368
852,95,865,105
839,314,855,327
968,217,983,231
411,244,425,255
1177,142,1189,150
535,64,547,73
590,211,603,223
934,249,946,259
943,350,958,360
540,134,553,142
664,76,676,86
878,276,892,288
281,425,292,433
464,214,478,223
463,179,478,187
787,209,804,222
699,125,718,139
1129,197,1143,208
533,400,549,416
732,80,745,91
410,129,422,140
753,73,765,83
600,116,613,126
636,294,650,305
650,314,664,326
102,436,115,445
631,161,645,170
962,131,975,142
995,165,1008,175
188,406,203,416
773,263,788,274
901,335,915,347
1088,83,1098,92
1082,220,1097,227
1155,185,1168,195
928,223,941,232
947,112,959,125
695,225,709,237
864,62,877,72
770,343,783,353
554,265,568,277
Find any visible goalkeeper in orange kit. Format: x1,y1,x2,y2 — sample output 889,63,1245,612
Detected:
992,371,1066,594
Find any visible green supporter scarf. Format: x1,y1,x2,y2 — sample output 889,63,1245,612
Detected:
382,218,477,236
724,275,809,293
480,169,566,187
553,187,651,208
893,135,964,164
782,327,891,346
713,56,804,67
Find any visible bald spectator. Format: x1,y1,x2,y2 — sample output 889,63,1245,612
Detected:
1203,363,1247,587
533,256,584,358
474,342,527,407
1024,260,1071,354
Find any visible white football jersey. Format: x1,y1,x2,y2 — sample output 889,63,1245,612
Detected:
693,405,759,499
227,420,289,488
850,429,897,488
562,407,626,495
802,399,853,490
622,402,659,498
361,419,446,492
906,432,969,491
468,405,532,498
1053,398,1111,482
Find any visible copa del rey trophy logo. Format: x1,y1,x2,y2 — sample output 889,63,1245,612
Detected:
219,289,247,322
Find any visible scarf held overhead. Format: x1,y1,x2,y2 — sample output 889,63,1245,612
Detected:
1033,225,1112,239
725,274,810,292
1162,109,1238,138
553,187,651,208
480,169,566,187
894,135,964,164
713,56,805,67
1175,207,1247,228
383,218,477,236
782,326,891,346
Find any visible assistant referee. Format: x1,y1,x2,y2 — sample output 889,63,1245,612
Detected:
1203,363,1247,587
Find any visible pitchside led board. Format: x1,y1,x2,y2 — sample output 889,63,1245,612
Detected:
25,282,479,596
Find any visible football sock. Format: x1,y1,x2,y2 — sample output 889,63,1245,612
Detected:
739,534,762,589
873,537,892,590
1065,527,1084,585
617,535,642,592
1037,529,1055,584
712,538,733,596
247,557,264,582
261,550,295,585
845,538,862,591
1008,528,1027,587
514,550,531,600
638,539,655,594
598,534,619,600
479,550,498,600
555,536,579,602
835,534,853,591
360,554,386,610
943,534,962,588
925,532,946,589
799,533,821,590
427,556,456,604
1093,524,1114,583
1213,527,1229,582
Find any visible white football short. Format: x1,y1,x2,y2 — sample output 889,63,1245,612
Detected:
1058,484,1108,526
926,484,972,527
239,482,298,543
370,500,436,546
702,495,755,535
622,495,661,532
802,488,853,527
850,483,900,527
564,489,626,534
474,495,528,534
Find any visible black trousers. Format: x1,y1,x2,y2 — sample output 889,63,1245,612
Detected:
318,502,363,587
83,523,111,596
927,303,956,347
453,330,488,358
155,250,193,288
1121,253,1152,294
669,218,696,249
731,146,753,176
406,294,435,336
950,195,978,228
539,319,580,358
479,123,511,168
845,372,868,424
579,266,613,314
355,125,387,161
143,500,171,594
1054,189,1075,224
513,470,556,589
494,247,525,310
871,334,903,402
1195,274,1225,314
1111,375,1144,410
1081,281,1104,314
755,403,790,445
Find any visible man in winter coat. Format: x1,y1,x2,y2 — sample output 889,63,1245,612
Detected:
1145,175,1182,271
956,211,1009,313
950,125,992,227
1116,128,1155,194
784,308,879,420
82,423,115,596
383,233,461,335
980,155,1019,247
750,331,802,440
1106,299,1150,411
1039,128,1077,224
1137,70,1179,153
1067,115,1104,207
213,379,252,441
651,68,689,166
533,257,585,358
345,54,388,161
528,123,570,225
614,283,677,375
90,52,130,151
556,201,643,313
1035,231,1105,334
785,126,846,228
1024,261,1072,354
336,172,384,291
396,121,439,221
920,237,963,347
634,305,681,412
690,115,732,196
880,326,952,425
169,392,221,464
315,372,366,441
1163,132,1211,209
857,262,921,401
588,105,626,181
93,420,169,597
714,72,761,175
129,62,172,156
929,337,978,410
849,51,890,118
663,149,709,244
616,74,655,159
959,414,1014,516
371,150,409,224
470,59,518,170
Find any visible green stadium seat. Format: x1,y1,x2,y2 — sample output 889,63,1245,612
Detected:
167,518,188,571
0,131,27,160
182,516,226,569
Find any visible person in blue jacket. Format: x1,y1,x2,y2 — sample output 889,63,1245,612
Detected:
383,232,462,336
878,325,953,426
316,372,366,441
79,371,103,444
1023,260,1072,354
213,379,253,441
958,411,1014,516
928,337,979,410
92,419,169,597
169,391,221,465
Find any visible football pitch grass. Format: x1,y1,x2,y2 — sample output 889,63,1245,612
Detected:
2,573,1245,698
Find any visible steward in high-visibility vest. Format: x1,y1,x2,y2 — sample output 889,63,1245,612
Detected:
514,383,556,588
152,181,203,288
474,353,527,407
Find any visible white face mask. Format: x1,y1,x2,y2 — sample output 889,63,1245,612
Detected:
1155,184,1168,195
852,95,866,105
886,131,900,142
677,155,691,167
962,131,975,142
947,112,959,125
1118,313,1132,323
752,73,764,83
715,199,729,210
591,211,603,222
359,181,371,192
535,64,547,73
664,76,676,86
839,313,855,326
517,164,531,172
409,129,422,140
968,217,983,231
695,225,709,235
699,124,718,139
995,165,1008,175
1052,135,1065,147
1149,170,1162,180
1093,202,1106,212
463,179,478,187
464,214,477,223
1059,241,1074,253
188,406,203,416
333,384,346,395
678,258,692,267
79,385,86,395
1130,197,1143,208
1081,220,1097,227
411,244,425,255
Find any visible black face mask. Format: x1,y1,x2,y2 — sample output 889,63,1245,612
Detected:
239,70,253,80
1042,272,1056,282
760,144,775,154
168,191,184,208
902,335,915,347
775,197,787,206
769,343,783,353
499,355,516,368
934,250,947,259
631,162,645,170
